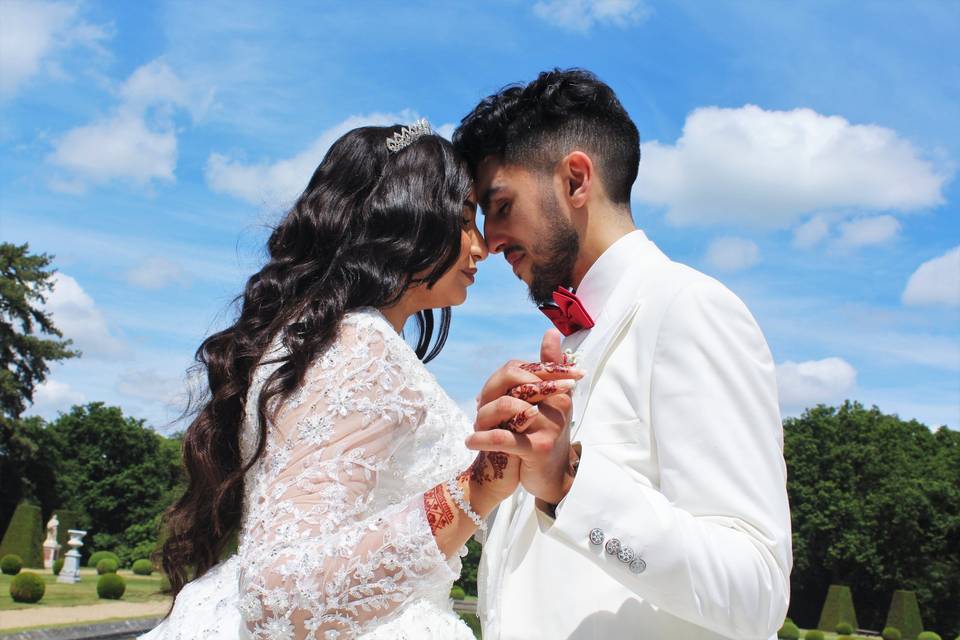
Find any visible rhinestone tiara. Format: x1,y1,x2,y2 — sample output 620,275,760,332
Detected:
386,118,432,153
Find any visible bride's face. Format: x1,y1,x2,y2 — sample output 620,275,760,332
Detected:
414,194,488,309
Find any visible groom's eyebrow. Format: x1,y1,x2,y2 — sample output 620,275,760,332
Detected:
479,186,502,213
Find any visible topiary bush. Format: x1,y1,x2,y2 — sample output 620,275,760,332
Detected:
9,571,45,603
916,633,941,640
886,590,924,640
818,584,859,631
450,585,466,600
96,558,118,575
97,573,126,599
132,559,153,575
836,622,854,635
87,551,120,568
883,627,903,640
1,554,23,575
0,503,43,568
804,631,825,640
52,558,64,575
778,620,800,639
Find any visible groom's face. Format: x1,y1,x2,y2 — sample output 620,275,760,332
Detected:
476,157,580,306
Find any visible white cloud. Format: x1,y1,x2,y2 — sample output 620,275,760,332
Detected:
47,60,199,190
205,110,418,206
792,215,830,249
116,369,187,408
776,357,858,414
902,246,960,307
28,378,85,417
127,257,189,290
43,273,129,359
0,0,109,99
703,236,759,272
834,215,901,249
533,0,651,32
633,105,948,228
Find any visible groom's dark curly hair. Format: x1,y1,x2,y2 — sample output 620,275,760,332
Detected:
453,68,640,205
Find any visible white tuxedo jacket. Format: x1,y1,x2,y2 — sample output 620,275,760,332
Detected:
477,231,792,640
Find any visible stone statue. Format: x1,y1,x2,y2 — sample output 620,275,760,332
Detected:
57,529,86,584
42,514,62,569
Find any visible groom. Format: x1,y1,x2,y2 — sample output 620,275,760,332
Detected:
457,69,792,639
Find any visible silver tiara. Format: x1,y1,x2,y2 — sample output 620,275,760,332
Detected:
386,118,432,153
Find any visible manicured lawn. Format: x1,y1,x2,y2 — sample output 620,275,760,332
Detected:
1,568,167,610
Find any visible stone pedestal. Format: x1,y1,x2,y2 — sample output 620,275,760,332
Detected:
57,529,86,584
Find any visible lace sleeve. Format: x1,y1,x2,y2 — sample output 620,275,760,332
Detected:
237,315,460,639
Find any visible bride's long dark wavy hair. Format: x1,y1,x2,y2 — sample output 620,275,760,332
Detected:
160,125,472,599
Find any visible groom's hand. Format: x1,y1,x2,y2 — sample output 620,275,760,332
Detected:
467,329,576,505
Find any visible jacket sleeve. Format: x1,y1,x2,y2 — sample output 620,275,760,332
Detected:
237,319,460,640
541,279,793,639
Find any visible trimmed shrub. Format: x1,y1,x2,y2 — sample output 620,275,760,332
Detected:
778,620,800,639
884,627,903,640
132,559,153,575
0,503,43,568
9,571,45,603
886,590,924,640
97,573,126,599
96,558,118,575
52,558,64,575
836,622,854,635
450,585,466,600
1,553,23,575
87,550,120,568
818,584,859,631
916,634,941,640
804,631,825,640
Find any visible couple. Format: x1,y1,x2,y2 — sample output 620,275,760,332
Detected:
143,69,792,640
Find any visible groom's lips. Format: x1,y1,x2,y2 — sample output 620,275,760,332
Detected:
505,249,525,274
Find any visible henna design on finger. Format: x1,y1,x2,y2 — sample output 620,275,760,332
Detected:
519,362,575,374
423,484,455,535
498,407,537,432
508,381,560,401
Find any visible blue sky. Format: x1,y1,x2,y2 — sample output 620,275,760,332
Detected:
2,0,958,432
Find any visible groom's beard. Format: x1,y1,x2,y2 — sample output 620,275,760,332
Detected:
528,189,579,306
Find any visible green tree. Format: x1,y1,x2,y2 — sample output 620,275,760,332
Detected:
0,243,78,420
785,402,959,634
47,403,182,565
0,243,78,533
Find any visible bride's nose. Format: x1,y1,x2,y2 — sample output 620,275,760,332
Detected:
470,225,489,263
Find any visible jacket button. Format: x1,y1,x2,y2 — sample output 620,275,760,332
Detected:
617,546,635,563
604,538,621,555
629,557,647,574
588,528,604,545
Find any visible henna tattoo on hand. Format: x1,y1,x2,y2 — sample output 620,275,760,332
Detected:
488,452,508,480
468,451,510,486
423,484,455,535
519,362,576,374
508,380,560,401
499,407,536,432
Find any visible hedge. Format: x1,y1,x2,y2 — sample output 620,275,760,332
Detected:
10,571,45,603
96,558,118,575
0,503,43,568
97,573,126,599
1,553,23,575
87,550,120,568
886,590,924,640
818,584,859,631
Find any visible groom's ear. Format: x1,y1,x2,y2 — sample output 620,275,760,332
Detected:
560,151,593,209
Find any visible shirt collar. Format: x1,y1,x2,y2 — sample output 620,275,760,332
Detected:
574,229,651,319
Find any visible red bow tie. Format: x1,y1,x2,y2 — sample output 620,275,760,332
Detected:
539,287,595,337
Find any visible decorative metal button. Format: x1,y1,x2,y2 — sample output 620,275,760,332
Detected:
604,538,621,555
589,528,605,546
629,557,647,574
617,546,636,563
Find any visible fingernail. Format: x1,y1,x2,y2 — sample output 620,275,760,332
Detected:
553,379,577,391
525,405,541,418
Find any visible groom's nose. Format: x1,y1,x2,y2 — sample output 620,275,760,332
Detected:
483,218,507,254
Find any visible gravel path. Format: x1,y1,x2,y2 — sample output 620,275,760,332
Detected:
0,601,169,632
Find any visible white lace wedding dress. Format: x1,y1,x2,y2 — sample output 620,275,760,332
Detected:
141,308,477,639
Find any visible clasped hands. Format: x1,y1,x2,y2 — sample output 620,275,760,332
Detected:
465,329,581,510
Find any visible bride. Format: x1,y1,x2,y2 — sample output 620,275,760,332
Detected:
141,121,576,639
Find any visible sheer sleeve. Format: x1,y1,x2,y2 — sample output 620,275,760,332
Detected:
236,314,462,640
